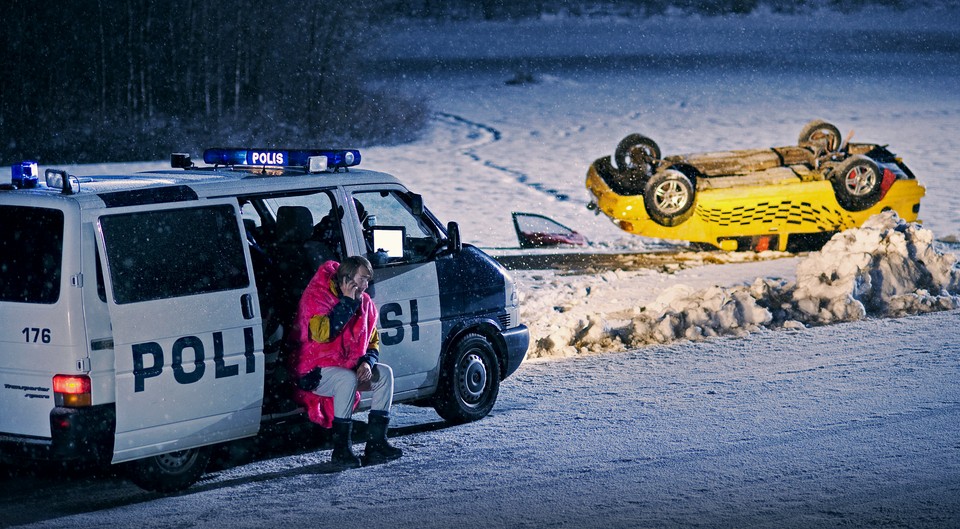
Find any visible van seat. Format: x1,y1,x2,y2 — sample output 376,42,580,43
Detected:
270,206,335,336
275,206,314,245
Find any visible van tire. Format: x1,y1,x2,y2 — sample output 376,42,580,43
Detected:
125,446,212,493
434,333,501,424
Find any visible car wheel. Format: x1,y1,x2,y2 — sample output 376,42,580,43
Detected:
831,155,883,211
798,119,842,152
614,134,661,176
644,169,696,226
434,333,501,424
125,446,212,493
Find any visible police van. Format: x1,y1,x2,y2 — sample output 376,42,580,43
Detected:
0,149,529,491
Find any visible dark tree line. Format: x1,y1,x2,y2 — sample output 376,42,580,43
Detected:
0,0,428,164
372,0,911,19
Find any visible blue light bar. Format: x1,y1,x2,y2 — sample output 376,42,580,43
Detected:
11,161,39,188
202,148,361,169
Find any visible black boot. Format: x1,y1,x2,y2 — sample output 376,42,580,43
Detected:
330,419,361,469
363,412,403,465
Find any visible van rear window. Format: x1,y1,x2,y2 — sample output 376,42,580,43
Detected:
100,204,249,304
0,206,64,304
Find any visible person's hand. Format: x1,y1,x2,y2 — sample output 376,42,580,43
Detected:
356,362,373,384
340,278,362,300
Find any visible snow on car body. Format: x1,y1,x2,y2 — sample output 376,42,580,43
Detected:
586,120,926,251
0,148,528,491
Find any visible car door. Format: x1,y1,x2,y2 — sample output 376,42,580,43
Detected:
346,188,443,398
96,198,264,463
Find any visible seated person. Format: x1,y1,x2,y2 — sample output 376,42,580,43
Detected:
288,256,403,468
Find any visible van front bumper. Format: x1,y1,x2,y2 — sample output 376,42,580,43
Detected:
498,324,529,379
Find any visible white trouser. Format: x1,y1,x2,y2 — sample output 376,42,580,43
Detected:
311,364,394,419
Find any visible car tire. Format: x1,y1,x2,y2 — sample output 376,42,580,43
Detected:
433,333,501,424
798,119,842,152
644,168,696,226
614,134,661,176
125,446,212,493
830,155,883,211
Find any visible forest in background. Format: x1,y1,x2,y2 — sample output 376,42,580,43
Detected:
0,0,425,164
0,0,923,165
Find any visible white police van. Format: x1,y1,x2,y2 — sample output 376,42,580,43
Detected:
0,150,528,491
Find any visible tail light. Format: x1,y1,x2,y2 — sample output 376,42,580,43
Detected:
53,374,92,407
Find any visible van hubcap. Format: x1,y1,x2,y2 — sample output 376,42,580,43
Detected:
156,449,197,472
458,353,488,404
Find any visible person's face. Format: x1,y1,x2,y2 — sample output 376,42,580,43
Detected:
344,268,372,294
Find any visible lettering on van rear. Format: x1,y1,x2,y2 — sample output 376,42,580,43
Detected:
132,327,256,392
3,384,51,399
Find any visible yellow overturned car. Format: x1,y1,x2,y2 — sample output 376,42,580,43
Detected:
586,120,925,252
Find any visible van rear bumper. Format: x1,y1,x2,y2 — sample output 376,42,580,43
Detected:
0,404,114,463
498,324,529,379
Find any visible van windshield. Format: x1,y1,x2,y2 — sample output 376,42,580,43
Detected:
0,205,64,304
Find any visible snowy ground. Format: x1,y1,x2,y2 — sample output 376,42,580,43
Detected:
5,313,958,528
4,5,960,528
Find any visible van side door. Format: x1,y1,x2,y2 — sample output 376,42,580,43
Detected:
346,189,443,398
96,198,264,463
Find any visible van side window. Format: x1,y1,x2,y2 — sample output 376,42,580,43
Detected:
243,190,342,344
0,206,64,304
253,190,341,287
352,190,440,267
100,204,249,304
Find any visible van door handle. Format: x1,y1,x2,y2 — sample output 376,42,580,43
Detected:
241,293,255,320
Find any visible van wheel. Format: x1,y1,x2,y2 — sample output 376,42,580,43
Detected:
831,155,883,211
434,334,501,424
125,446,212,493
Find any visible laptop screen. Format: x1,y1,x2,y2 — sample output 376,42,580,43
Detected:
372,227,405,258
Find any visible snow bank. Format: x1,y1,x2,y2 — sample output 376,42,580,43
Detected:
522,211,960,359
793,211,960,322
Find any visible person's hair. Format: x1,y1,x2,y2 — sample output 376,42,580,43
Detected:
336,255,373,284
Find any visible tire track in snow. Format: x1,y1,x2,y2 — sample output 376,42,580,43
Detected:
435,112,572,202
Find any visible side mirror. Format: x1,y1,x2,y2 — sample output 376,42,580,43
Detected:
410,193,424,217
447,221,462,253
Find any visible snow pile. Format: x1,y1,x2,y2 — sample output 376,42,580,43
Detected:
520,270,630,357
627,281,777,346
792,211,960,322
522,212,960,359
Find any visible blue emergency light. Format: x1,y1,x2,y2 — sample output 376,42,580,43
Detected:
202,148,361,170
10,161,39,188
